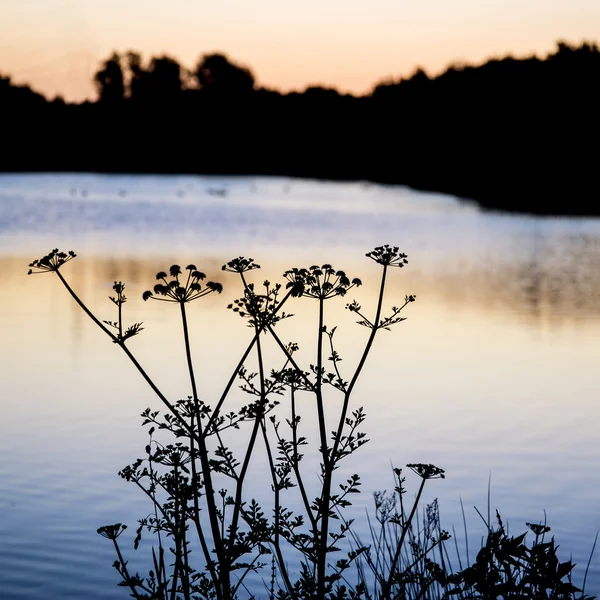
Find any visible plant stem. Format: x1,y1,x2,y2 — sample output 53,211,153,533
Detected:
381,477,427,600
55,270,200,444
316,296,330,600
278,390,316,530
315,297,328,456
188,414,221,593
205,286,296,434
228,327,267,560
179,301,228,600
260,420,296,599
333,264,388,458
316,264,389,599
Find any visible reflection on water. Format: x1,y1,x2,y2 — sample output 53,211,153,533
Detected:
1,174,600,598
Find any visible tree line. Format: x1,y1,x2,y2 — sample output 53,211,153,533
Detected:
2,41,599,215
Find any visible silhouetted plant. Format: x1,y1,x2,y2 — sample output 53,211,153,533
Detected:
27,247,595,600
444,512,596,599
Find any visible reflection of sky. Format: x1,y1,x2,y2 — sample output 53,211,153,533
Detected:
2,176,600,597
1,0,600,101
3,173,600,325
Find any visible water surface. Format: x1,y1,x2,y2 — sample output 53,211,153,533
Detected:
1,173,599,598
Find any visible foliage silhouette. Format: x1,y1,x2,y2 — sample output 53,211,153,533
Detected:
195,53,256,96
94,52,126,106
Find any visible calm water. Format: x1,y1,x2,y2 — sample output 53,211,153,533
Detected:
1,173,600,598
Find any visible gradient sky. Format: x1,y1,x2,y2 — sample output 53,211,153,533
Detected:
1,0,599,102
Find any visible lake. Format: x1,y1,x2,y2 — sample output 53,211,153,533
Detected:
1,173,599,598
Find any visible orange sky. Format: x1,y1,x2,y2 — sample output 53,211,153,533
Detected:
1,0,599,102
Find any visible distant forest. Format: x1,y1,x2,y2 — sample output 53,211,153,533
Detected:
2,41,599,215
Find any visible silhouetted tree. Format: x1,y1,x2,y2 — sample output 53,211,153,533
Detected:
94,52,125,105
145,55,183,105
194,53,255,96
303,86,341,100
0,74,47,110
124,51,147,104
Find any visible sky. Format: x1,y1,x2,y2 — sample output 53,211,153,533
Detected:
1,0,599,102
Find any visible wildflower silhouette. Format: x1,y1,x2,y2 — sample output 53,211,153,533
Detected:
143,264,222,302
365,244,408,267
97,524,128,540
283,264,362,299
27,248,76,274
407,463,446,480
221,256,260,274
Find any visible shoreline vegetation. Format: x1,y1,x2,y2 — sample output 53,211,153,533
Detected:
3,40,600,216
27,248,597,599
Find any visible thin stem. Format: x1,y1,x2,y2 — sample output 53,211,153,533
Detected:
55,270,200,445
179,301,227,600
170,464,184,600
266,323,315,392
180,498,191,600
260,420,297,600
332,264,388,459
146,437,166,559
132,480,169,521
230,554,265,598
315,297,328,456
180,302,200,402
276,391,316,530
327,332,346,392
228,328,267,558
316,298,330,600
204,332,258,435
112,539,152,597
381,477,427,600
315,265,389,599
151,546,167,600
205,286,296,435
188,414,221,592
56,269,116,339
215,428,239,480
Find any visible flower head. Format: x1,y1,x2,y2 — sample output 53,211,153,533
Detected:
143,264,222,303
407,463,445,480
28,249,76,274
527,522,551,536
152,443,192,469
283,264,361,300
366,245,408,268
222,257,260,274
97,523,127,540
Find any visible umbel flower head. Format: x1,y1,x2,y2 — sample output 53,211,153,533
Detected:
407,463,445,480
283,264,362,299
97,523,127,540
366,245,408,268
143,264,223,303
28,249,76,274
221,257,261,274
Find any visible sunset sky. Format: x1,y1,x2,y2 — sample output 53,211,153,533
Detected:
1,0,599,102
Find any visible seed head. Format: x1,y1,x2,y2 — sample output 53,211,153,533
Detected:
407,463,445,480
366,245,408,268
28,249,76,274
222,257,261,273
283,264,361,300
143,265,222,303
